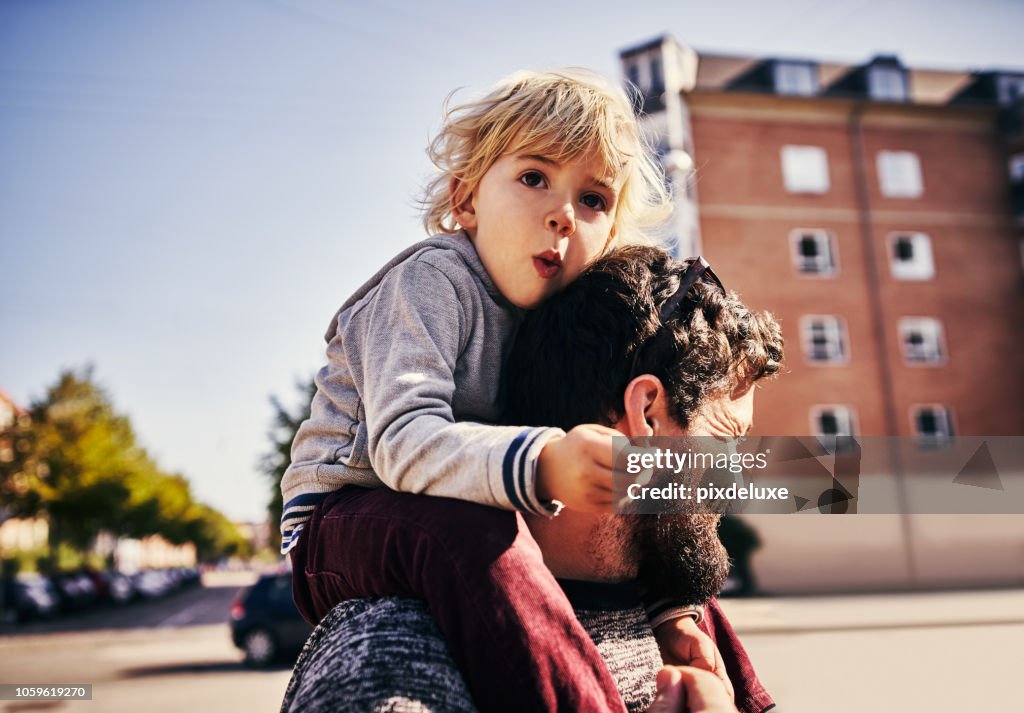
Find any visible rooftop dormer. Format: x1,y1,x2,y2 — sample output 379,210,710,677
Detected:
825,55,910,102
727,58,820,97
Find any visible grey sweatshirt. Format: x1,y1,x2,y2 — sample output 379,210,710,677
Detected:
280,233,564,553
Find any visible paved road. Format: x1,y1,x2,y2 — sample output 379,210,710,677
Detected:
0,572,293,713
4,575,1022,713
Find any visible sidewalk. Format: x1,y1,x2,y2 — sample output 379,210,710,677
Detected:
718,587,1024,633
718,588,1024,713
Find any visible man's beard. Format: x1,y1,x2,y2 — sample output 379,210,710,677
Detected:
634,513,730,605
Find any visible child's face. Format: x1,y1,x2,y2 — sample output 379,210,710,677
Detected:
456,152,623,309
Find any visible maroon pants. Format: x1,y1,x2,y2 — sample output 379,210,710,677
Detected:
290,486,628,713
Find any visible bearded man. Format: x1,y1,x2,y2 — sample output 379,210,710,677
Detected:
282,245,784,713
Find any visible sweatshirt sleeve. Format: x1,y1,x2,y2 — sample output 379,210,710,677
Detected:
350,258,564,516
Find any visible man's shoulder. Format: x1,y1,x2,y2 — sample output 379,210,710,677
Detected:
282,598,477,713
282,594,662,713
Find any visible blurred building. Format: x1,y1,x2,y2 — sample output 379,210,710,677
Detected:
234,519,272,553
620,35,1024,441
113,535,196,573
618,36,1024,593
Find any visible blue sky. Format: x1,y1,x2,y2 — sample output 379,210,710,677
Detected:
3,0,1022,524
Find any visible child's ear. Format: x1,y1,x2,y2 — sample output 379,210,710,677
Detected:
449,176,477,229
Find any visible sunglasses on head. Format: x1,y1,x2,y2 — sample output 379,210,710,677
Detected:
628,256,726,380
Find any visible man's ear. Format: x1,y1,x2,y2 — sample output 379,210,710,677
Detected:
622,374,668,438
449,176,477,230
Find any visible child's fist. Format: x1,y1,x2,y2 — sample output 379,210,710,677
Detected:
536,424,619,513
654,616,735,703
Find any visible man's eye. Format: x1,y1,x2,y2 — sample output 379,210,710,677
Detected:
520,171,547,188
581,193,607,211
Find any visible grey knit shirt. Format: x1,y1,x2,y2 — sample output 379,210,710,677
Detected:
280,592,662,713
280,234,565,554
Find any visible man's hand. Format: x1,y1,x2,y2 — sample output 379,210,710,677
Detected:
655,617,735,703
648,666,739,713
536,423,619,512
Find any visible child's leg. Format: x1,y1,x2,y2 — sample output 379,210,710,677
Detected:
295,485,628,713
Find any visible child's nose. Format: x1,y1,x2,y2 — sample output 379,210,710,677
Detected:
546,202,576,237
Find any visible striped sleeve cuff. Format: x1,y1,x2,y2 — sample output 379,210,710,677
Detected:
500,427,565,517
646,598,704,628
279,492,329,555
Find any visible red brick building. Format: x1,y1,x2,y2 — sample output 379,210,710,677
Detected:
621,36,1024,441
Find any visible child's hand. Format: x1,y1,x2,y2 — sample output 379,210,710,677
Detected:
654,617,735,704
536,424,619,512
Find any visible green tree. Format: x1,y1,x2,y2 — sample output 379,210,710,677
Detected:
0,368,246,564
262,379,315,549
1,369,136,556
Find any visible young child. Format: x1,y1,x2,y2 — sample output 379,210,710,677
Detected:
281,69,721,712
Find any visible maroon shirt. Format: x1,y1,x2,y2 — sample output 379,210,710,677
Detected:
702,598,776,713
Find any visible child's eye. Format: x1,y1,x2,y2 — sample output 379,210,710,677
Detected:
581,193,607,211
519,171,547,188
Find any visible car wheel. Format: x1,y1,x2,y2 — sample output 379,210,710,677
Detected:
242,628,277,667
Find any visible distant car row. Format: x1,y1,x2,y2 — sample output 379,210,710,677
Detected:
1,567,201,625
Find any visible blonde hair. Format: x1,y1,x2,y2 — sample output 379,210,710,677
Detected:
422,69,672,246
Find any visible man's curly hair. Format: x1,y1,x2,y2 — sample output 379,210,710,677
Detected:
503,245,784,431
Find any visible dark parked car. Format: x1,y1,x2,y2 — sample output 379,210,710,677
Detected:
49,571,98,612
230,571,312,667
1,575,59,624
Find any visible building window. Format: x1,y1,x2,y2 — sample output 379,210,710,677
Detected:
626,61,641,90
912,405,954,448
889,232,934,280
877,151,923,198
868,66,909,101
774,62,817,96
899,317,946,364
781,145,830,194
801,315,848,363
790,229,837,276
997,75,1024,105
650,56,663,92
810,405,857,453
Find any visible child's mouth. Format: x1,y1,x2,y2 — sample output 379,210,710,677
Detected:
533,251,563,279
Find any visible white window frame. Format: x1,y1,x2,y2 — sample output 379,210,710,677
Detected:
911,404,954,448
888,232,935,280
877,151,923,198
774,62,817,96
868,66,909,101
781,145,830,194
801,315,849,364
899,317,946,365
790,228,838,277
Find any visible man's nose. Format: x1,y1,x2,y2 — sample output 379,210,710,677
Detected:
546,201,576,237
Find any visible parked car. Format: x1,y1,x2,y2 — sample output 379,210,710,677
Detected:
1,575,59,624
49,571,98,612
230,571,312,667
130,569,173,599
91,569,135,604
